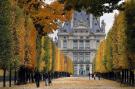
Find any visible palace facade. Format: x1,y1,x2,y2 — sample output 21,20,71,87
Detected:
57,11,105,76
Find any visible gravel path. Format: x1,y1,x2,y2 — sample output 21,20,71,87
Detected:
0,77,134,89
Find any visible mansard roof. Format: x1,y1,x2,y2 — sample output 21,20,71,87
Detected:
59,10,105,34
62,21,72,32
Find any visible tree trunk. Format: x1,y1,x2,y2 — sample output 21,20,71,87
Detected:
9,67,12,87
14,68,17,85
3,69,6,87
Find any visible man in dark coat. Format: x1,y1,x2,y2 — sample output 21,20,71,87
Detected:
34,70,41,88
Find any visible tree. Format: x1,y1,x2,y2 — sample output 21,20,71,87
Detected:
43,36,50,72
60,0,124,16
0,0,13,87
94,40,108,73
16,0,72,34
51,42,55,72
125,0,135,69
16,0,72,71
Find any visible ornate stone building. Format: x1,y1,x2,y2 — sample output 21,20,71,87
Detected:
57,11,106,76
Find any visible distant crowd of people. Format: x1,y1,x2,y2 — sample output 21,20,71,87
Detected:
88,72,101,80
34,70,101,87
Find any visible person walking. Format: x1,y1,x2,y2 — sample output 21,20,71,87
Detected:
94,74,96,80
43,72,49,86
97,73,101,80
34,70,41,88
88,72,91,80
48,72,52,86
92,73,96,80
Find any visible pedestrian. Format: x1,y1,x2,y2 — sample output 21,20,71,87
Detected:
92,73,94,78
48,72,52,86
88,72,91,80
34,69,41,88
92,73,96,80
43,72,49,86
94,74,96,80
97,73,101,80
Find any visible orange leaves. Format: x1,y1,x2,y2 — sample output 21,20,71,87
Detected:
31,1,72,33
15,14,37,70
16,0,73,34
49,1,72,21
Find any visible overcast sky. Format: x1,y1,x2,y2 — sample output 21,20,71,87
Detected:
45,0,119,40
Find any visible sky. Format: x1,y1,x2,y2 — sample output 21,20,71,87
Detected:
45,0,119,40
101,10,119,34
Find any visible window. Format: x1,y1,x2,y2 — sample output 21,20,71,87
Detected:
74,65,78,75
85,40,90,49
85,53,90,62
96,29,100,32
80,36,83,39
86,37,89,39
63,30,66,32
79,40,84,49
79,53,84,62
73,40,78,49
63,40,67,48
86,65,89,71
73,53,78,62
93,17,95,20
97,40,100,42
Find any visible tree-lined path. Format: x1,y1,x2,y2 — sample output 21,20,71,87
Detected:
0,0,135,88
0,77,134,89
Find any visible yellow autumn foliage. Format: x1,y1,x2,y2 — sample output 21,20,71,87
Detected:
94,9,131,73
95,40,108,73
38,36,74,73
